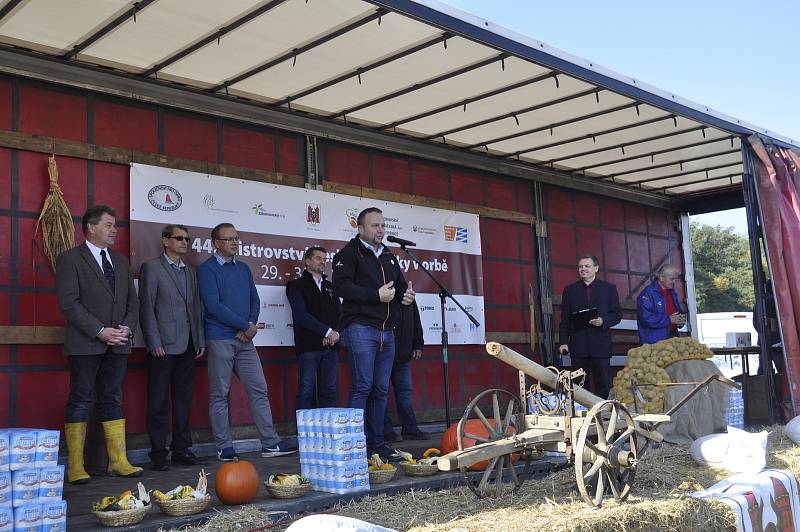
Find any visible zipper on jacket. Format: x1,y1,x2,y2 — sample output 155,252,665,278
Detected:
378,255,389,351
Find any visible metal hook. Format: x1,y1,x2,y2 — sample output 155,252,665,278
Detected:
651,154,655,163
672,116,678,127
680,162,683,171
378,14,381,25
463,101,467,112
595,91,600,104
635,104,640,116
701,127,706,138
443,39,448,50
550,127,554,136
292,49,298,67
553,74,559,89
501,58,505,71
513,114,519,126
357,70,362,85
621,145,625,155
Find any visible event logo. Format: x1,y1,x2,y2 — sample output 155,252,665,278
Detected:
307,204,321,225
444,225,468,243
147,185,182,211
413,225,437,235
252,204,285,218
346,208,359,229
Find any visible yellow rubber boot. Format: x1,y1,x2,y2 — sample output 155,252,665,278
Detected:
101,419,143,477
64,422,90,484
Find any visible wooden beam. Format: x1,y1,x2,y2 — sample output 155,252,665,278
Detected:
0,326,64,344
0,129,305,188
323,182,536,225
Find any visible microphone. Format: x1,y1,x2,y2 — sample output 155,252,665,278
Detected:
387,235,417,247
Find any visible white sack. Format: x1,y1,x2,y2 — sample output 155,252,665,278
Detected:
690,426,768,473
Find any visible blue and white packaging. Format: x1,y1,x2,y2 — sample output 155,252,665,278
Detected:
13,503,41,532
35,431,60,468
0,506,12,532
41,500,67,532
725,388,745,429
38,465,64,503
351,435,367,460
0,471,10,507
0,432,9,472
9,431,37,471
11,469,39,507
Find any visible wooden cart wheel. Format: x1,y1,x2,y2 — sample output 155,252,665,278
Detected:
574,399,638,507
457,388,530,498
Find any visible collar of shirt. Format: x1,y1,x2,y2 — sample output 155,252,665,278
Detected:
359,238,384,258
214,252,236,266
85,240,112,269
309,270,324,290
164,254,186,269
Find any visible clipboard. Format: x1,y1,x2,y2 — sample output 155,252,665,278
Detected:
571,307,598,332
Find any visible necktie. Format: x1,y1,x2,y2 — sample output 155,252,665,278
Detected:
100,249,115,292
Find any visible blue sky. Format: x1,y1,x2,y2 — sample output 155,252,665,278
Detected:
440,0,797,234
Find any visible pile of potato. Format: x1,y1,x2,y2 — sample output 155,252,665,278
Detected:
612,337,714,413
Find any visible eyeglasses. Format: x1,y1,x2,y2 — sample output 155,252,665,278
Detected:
166,236,191,242
215,236,240,243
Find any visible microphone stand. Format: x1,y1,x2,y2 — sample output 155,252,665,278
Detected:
395,244,480,428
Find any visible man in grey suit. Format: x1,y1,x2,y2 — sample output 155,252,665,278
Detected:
56,205,142,484
138,224,206,471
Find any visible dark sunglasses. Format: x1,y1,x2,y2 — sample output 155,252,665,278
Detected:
166,236,191,242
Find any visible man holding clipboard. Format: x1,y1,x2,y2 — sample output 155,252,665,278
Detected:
558,255,621,399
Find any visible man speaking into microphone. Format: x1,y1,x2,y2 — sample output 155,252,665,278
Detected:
332,207,415,461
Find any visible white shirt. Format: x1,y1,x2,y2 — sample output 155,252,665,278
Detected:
85,240,112,271
359,238,384,258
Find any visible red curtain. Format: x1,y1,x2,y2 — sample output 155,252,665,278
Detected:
749,135,800,412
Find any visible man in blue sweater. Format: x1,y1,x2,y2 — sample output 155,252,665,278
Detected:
198,223,296,461
636,264,686,345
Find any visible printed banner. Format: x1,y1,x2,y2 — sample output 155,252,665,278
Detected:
129,164,485,345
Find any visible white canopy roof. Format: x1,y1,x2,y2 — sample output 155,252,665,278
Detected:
0,0,795,199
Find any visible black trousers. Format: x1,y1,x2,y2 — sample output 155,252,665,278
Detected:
146,341,197,460
65,350,128,423
571,356,611,400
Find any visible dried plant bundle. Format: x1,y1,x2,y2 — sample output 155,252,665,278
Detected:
36,155,74,270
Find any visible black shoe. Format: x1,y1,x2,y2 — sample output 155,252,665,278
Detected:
401,430,428,440
384,431,401,443
171,451,204,466
373,445,402,463
151,460,169,471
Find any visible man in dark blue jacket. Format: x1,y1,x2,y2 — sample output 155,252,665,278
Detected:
287,246,342,409
637,264,686,345
558,255,621,399
332,207,415,461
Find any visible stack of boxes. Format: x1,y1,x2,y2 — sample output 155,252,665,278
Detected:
296,408,369,494
725,388,745,430
0,429,66,532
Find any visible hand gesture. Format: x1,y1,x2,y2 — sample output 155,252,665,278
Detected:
669,312,686,325
589,317,603,327
401,281,416,305
98,327,128,346
327,330,340,345
378,281,396,303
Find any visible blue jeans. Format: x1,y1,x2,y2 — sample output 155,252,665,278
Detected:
344,323,395,450
296,349,339,410
383,359,421,436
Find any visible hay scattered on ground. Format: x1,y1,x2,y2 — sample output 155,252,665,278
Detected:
166,425,799,532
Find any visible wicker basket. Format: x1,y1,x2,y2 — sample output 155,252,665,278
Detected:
154,496,211,517
369,466,397,484
93,504,150,527
399,462,439,477
264,481,312,499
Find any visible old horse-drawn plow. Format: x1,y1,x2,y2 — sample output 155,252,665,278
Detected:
437,342,671,507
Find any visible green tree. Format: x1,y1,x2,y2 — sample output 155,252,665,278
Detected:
690,222,754,313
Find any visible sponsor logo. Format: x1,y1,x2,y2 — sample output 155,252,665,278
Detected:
450,323,462,333
148,185,182,211
444,225,468,243
346,208,359,229
252,203,286,219
257,322,276,330
286,323,294,329
307,204,321,225
203,194,238,214
267,303,285,308
412,225,437,236
420,305,435,312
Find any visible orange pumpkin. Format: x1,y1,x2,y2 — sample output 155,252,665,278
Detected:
214,458,259,505
440,419,519,471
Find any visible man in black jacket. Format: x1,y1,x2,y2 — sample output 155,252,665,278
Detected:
287,246,342,409
384,301,426,441
558,255,621,399
332,207,415,460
